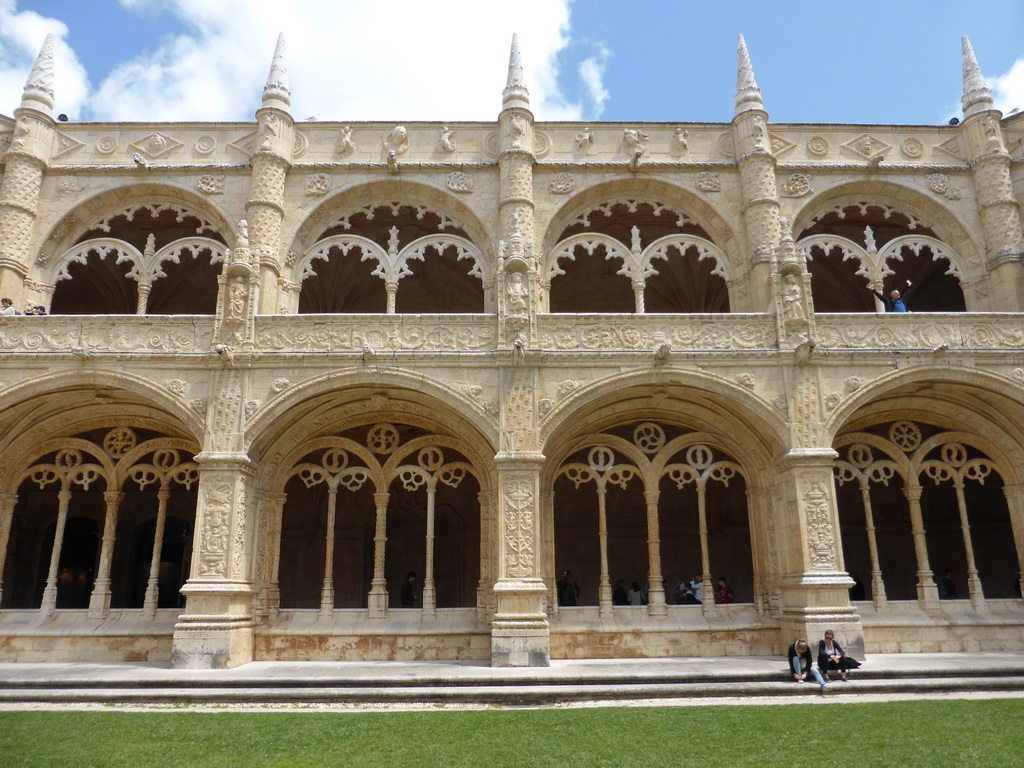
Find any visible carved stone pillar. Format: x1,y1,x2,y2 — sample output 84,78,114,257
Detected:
263,491,287,616
643,489,667,617
902,484,939,609
171,455,257,669
772,450,863,659
1001,484,1024,599
476,489,496,619
497,34,539,349
250,35,294,315
960,38,1024,310
731,36,780,312
0,134,53,305
39,488,71,618
491,456,550,667
367,491,390,618
88,491,124,618
0,493,17,606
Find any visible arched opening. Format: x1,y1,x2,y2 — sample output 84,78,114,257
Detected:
548,201,728,314
298,203,483,314
552,421,753,611
834,419,1019,603
276,422,482,612
50,205,227,315
800,205,965,312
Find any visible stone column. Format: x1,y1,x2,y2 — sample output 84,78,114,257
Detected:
773,451,863,659
489,35,550,668
0,493,17,606
87,491,124,618
643,489,667,617
249,34,294,315
0,36,56,304
367,491,390,618
902,485,939,609
1001,484,1024,599
491,456,550,667
143,488,171,618
39,488,71,618
731,35,780,312
171,454,257,669
960,37,1024,310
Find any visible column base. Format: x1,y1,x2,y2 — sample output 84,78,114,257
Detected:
171,581,255,669
490,579,550,667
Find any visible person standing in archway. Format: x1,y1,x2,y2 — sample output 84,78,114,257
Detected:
867,279,914,312
556,569,580,606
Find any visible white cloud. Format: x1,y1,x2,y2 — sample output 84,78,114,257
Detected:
992,58,1024,115
81,0,589,122
578,43,612,118
0,0,89,118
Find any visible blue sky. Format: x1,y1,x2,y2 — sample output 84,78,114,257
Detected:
1,0,1022,125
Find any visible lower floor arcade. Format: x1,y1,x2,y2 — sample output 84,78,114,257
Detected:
1,371,1023,666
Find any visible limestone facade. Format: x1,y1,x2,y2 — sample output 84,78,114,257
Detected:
0,34,1023,668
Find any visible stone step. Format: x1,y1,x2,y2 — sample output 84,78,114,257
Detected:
1,676,1021,705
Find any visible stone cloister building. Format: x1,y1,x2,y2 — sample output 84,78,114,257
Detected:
0,33,1022,668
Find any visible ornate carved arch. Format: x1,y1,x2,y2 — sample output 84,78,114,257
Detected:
539,179,739,265
789,180,982,275
288,180,493,262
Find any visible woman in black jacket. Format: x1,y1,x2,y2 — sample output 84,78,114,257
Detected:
817,629,861,680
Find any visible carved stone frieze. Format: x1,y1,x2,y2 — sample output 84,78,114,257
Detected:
817,316,1024,349
934,136,964,161
197,483,231,577
0,317,214,352
900,137,924,158
803,479,837,569
129,131,183,159
549,173,575,194
779,173,812,197
56,178,88,198
536,317,775,351
927,173,961,200
165,379,188,396
305,173,331,196
196,175,225,195
841,133,891,159
696,172,721,192
806,135,830,156
502,473,535,577
446,172,473,193
194,136,216,154
254,317,498,352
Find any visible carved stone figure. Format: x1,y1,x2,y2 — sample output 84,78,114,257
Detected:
507,272,528,316
437,126,456,153
672,127,689,156
782,273,805,320
575,126,595,154
228,280,246,320
337,126,356,154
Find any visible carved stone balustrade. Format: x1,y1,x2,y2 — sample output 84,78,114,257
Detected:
816,313,1024,351
0,315,215,353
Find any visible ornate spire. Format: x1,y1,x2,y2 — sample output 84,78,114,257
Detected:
961,36,993,117
502,33,530,110
261,32,290,110
21,33,55,114
734,34,763,113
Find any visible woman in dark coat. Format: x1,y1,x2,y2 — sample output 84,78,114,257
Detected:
817,629,861,680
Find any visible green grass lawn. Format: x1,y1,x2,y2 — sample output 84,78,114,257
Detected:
1,700,1022,768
